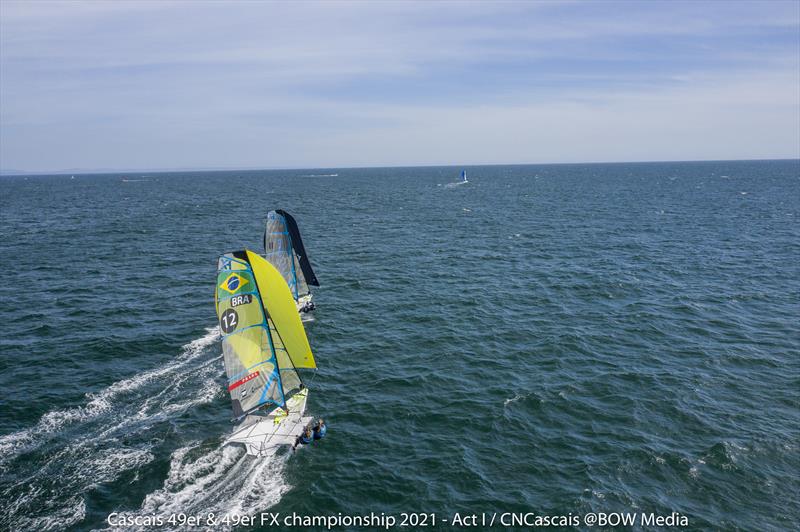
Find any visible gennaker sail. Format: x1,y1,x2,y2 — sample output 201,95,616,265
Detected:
263,210,319,316
215,250,316,454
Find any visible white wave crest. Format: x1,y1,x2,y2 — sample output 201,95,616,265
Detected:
503,393,530,407
14,496,86,532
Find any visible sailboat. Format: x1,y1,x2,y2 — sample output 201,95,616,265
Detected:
215,250,317,456
263,210,320,321
444,169,469,188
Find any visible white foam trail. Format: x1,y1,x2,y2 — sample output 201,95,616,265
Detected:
79,352,223,455
122,443,290,531
16,496,86,532
4,447,154,531
1,369,214,530
0,328,219,462
1,328,226,530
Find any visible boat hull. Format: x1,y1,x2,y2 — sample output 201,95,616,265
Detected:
224,389,312,456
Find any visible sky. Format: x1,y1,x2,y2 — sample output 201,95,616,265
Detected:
0,0,798,173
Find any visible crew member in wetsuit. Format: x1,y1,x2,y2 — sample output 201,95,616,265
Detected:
293,427,313,451
312,418,327,440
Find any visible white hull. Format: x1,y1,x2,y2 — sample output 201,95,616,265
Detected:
224,389,312,456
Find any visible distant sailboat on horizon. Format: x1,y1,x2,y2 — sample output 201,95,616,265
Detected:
444,169,469,188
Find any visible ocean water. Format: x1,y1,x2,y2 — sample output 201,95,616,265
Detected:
0,160,798,531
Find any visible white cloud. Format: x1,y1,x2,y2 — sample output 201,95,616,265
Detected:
1,0,798,171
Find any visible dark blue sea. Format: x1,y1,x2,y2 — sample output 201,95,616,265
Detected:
1,160,798,531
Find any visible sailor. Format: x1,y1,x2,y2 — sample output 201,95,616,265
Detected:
312,418,327,440
293,427,313,451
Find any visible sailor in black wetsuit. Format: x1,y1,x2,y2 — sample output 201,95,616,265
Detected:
292,427,313,451
312,418,327,440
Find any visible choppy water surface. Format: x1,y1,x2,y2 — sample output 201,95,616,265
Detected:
1,160,798,531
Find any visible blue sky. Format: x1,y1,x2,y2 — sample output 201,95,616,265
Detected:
1,0,798,173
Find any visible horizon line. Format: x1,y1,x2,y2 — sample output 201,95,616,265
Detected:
1,157,798,178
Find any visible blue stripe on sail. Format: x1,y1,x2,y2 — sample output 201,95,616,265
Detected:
257,367,282,407
226,343,289,384
286,231,299,300
220,323,264,338
258,314,286,408
228,360,272,384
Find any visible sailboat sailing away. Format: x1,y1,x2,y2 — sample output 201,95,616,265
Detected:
444,169,469,188
215,250,316,456
263,210,320,321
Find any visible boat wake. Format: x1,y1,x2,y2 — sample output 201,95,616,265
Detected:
0,329,220,464
0,328,291,531
127,443,290,529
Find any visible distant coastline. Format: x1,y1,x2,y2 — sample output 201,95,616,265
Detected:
2,158,798,178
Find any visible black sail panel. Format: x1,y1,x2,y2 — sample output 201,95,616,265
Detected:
276,209,320,287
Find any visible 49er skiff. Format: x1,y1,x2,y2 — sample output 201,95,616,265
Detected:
215,250,316,456
263,210,320,320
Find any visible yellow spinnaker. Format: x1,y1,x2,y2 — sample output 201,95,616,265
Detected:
246,250,316,369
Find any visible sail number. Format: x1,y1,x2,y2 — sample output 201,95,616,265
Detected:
220,308,239,334
230,294,252,307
